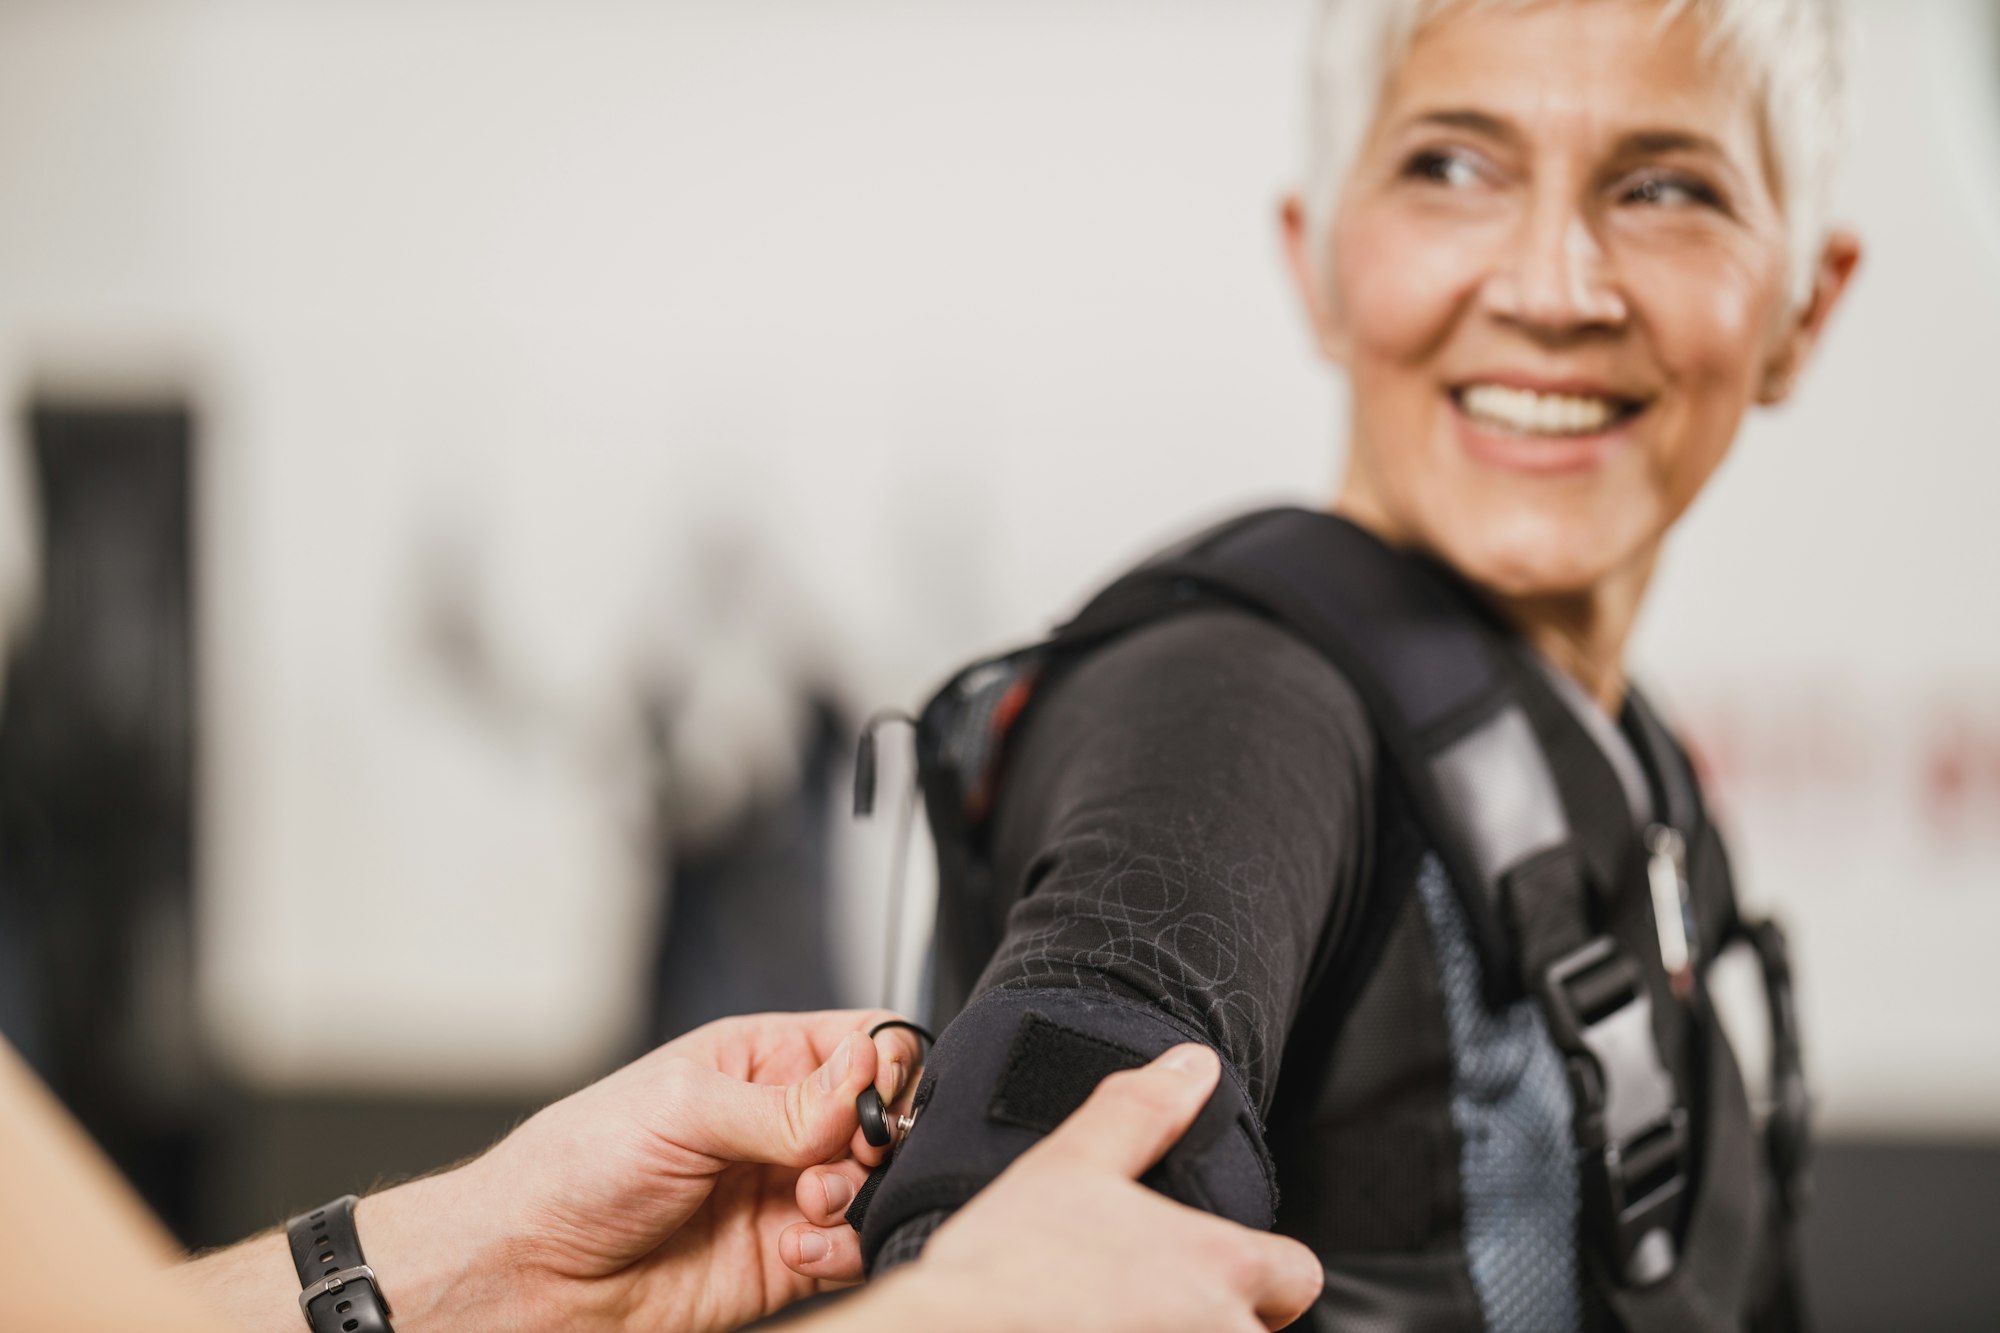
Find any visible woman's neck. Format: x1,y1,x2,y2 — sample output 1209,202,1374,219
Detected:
1485,568,1653,715
1329,489,1655,716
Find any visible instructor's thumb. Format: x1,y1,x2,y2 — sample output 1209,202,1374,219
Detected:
1028,1044,1222,1181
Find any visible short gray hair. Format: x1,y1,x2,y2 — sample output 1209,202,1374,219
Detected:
1303,0,1849,305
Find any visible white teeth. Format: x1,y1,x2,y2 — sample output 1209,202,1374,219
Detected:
1458,384,1625,437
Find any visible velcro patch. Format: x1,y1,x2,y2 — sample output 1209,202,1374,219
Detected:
987,1011,1148,1132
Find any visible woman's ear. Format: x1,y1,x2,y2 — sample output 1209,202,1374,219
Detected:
1280,194,1353,366
1759,229,1863,405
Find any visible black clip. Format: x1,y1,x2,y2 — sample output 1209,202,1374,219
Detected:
857,1019,934,1148
1542,937,1690,1286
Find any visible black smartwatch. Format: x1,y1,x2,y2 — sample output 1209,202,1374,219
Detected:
285,1195,395,1332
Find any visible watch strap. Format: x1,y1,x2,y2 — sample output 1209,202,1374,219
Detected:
285,1195,395,1332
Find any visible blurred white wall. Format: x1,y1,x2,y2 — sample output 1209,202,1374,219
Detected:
0,0,1992,1133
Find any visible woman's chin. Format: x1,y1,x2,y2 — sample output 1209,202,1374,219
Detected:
1430,513,1643,602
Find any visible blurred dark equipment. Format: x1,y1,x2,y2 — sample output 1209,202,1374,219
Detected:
0,400,204,1238
1803,1142,2000,1333
646,698,844,1041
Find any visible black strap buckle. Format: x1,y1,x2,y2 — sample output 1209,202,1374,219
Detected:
1542,936,1690,1286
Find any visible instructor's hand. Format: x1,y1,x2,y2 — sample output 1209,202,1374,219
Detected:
787,1044,1325,1333
482,1008,922,1333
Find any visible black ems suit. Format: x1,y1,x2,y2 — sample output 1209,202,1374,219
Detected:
847,508,1809,1332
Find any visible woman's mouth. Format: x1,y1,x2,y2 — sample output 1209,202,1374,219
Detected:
1447,382,1648,473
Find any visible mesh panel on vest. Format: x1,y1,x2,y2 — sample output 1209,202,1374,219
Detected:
1416,855,1582,1333
873,1207,949,1273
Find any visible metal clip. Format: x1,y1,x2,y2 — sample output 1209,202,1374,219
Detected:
1645,825,1695,1002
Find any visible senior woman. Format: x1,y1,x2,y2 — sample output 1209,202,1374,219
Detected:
789,1,1862,1331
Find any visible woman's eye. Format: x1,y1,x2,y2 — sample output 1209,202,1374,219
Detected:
1404,149,1485,189
1622,174,1721,210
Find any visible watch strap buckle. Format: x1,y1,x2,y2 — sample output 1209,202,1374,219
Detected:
299,1264,390,1327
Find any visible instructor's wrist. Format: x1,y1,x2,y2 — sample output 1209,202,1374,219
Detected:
176,1160,530,1333
349,1162,528,1333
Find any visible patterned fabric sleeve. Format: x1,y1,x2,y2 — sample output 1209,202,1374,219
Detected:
977,606,1376,1111
859,608,1378,1272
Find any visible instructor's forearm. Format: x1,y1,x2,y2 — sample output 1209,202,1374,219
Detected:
173,1165,528,1333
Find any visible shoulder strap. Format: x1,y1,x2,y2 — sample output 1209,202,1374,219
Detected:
1060,506,1580,1009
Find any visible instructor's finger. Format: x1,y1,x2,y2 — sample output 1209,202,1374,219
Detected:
871,1024,923,1106
661,1031,876,1167
847,1017,925,1166
1238,1229,1326,1330
780,1221,865,1283
796,1159,872,1227
1025,1043,1221,1179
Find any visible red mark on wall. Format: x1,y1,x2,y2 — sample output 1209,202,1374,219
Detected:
1669,682,2000,852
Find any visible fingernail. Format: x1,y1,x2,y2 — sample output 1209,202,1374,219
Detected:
817,1035,855,1095
885,1058,906,1100
797,1230,831,1264
1161,1044,1214,1076
821,1173,853,1213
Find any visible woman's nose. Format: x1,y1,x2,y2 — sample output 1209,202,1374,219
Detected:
1481,204,1628,334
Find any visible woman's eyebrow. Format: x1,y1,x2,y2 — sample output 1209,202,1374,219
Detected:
1401,108,1521,145
1610,127,1755,193
1400,113,1738,163
1613,128,1731,160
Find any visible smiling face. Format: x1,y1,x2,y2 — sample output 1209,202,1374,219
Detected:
1286,0,1859,600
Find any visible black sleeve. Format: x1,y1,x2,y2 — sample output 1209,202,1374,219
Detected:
977,607,1376,1110
854,607,1376,1268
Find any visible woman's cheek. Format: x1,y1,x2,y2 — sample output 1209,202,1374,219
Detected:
1633,251,1776,500
1334,209,1484,360
1633,240,1781,390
